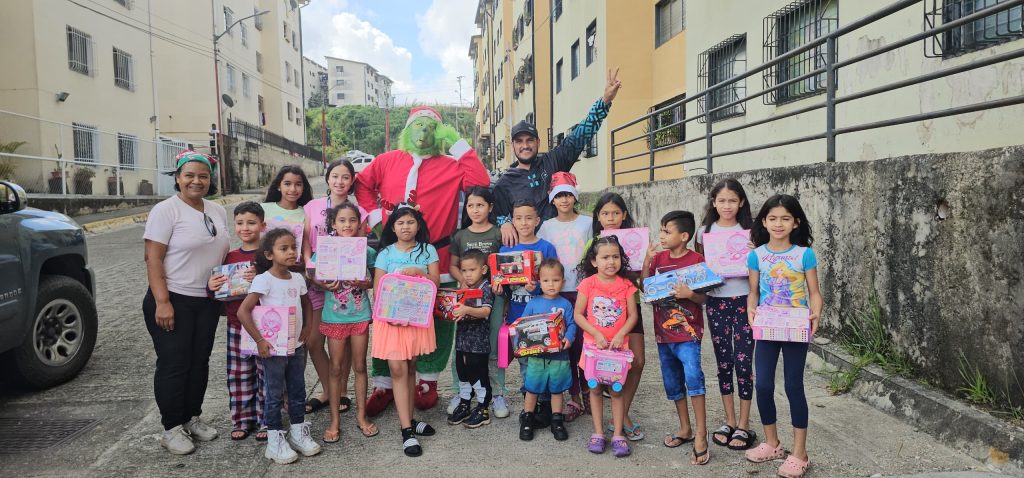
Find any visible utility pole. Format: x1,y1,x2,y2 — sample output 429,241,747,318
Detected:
455,75,464,135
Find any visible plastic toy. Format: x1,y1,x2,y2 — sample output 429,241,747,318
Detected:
489,251,541,285
581,343,634,392
212,262,252,301
497,323,512,369
240,305,298,357
314,236,368,281
643,263,724,303
434,288,484,321
703,229,751,278
372,273,437,328
752,305,811,342
600,227,649,271
509,311,566,357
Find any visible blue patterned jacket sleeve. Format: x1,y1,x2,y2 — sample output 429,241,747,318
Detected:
548,98,611,173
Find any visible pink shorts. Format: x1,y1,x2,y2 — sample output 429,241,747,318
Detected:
320,321,370,340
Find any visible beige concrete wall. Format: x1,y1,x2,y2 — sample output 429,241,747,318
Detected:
683,0,1024,174
551,0,606,192
259,1,305,143
303,55,326,106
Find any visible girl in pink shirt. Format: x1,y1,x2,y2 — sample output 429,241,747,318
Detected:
573,236,638,457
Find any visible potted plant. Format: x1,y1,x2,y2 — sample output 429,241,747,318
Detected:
73,166,96,195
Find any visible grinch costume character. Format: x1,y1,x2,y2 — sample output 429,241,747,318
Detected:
355,107,490,415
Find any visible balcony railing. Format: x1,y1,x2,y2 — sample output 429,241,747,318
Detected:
610,0,1024,185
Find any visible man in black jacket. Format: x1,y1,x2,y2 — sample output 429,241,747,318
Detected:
493,68,622,246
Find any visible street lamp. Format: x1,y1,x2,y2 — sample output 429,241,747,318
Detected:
212,9,269,193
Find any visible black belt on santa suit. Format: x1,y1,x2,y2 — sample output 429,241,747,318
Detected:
432,237,451,250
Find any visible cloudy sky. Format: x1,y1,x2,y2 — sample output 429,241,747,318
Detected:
301,0,479,106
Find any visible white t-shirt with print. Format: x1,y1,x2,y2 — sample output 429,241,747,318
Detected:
538,214,593,291
249,271,308,346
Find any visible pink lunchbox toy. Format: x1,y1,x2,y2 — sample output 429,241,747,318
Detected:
372,273,437,328
752,305,811,343
581,343,634,392
497,323,512,369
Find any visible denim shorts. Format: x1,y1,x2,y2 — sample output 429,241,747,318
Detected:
657,341,706,400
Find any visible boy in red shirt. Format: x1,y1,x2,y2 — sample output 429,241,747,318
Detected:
208,201,264,441
641,210,711,465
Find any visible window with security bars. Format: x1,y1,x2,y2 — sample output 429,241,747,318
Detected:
73,123,99,162
67,26,94,76
925,0,1023,57
648,94,686,148
113,48,134,91
117,133,138,171
655,0,684,47
762,0,838,105
697,34,746,122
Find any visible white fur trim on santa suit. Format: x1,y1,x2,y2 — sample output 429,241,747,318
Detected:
417,372,440,382
549,184,579,202
405,107,443,127
373,376,393,390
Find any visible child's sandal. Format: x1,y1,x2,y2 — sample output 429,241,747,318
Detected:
254,427,269,442
323,428,340,443
745,442,785,463
778,455,811,478
587,433,606,454
711,424,735,447
727,428,757,450
611,435,631,457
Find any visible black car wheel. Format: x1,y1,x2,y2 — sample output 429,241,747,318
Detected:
12,275,97,388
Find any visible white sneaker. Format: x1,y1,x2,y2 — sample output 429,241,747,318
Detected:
160,425,195,455
265,430,298,464
492,395,510,418
287,422,321,457
447,395,463,414
184,416,218,442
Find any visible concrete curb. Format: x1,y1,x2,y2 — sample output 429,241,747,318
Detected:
809,343,1024,475
80,194,262,234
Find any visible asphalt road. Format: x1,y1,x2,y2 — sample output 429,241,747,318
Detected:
0,206,997,478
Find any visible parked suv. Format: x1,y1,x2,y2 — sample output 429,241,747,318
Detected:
0,181,97,388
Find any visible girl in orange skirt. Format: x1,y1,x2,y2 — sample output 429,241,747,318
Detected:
372,205,440,457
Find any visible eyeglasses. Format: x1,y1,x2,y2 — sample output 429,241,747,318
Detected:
203,213,217,237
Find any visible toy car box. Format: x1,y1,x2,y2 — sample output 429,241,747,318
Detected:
642,263,724,303
581,343,634,392
372,273,437,328
489,251,541,285
434,288,484,321
509,311,565,357
752,305,811,343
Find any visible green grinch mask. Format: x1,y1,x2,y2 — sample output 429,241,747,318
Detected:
399,117,461,157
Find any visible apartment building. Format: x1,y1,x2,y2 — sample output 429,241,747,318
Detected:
681,0,1024,173
303,55,327,107
324,57,394,107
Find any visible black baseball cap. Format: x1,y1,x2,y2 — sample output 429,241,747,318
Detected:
511,120,539,139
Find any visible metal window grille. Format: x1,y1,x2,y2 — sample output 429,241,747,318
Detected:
254,7,263,30
655,0,685,47
586,21,597,65
66,26,94,76
556,59,563,92
926,0,1024,57
554,0,563,20
762,0,838,105
72,123,99,162
117,133,138,171
648,94,686,148
112,47,134,91
226,64,237,91
242,73,251,97
241,23,248,47
256,52,263,73
697,34,747,122
223,7,234,35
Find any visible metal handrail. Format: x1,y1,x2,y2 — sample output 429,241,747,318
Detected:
610,0,1024,185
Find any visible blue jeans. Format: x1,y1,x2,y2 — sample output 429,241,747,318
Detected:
657,341,706,400
260,346,306,430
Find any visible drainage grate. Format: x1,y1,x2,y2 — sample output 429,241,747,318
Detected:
0,418,100,454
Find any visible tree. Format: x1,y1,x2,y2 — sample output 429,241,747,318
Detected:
307,88,328,109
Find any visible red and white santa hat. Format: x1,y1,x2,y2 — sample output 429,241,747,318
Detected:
405,106,443,127
549,171,580,202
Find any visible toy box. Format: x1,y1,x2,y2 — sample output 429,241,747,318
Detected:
581,343,634,392
314,236,368,281
372,273,437,328
702,229,751,278
240,305,298,356
434,288,484,321
642,263,724,303
509,311,566,357
212,262,252,301
489,251,541,285
752,305,811,342
497,323,512,368
599,227,649,272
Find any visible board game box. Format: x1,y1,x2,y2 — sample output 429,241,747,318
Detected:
752,305,811,343
509,311,566,357
212,262,252,301
372,273,437,328
434,288,485,321
240,305,298,357
600,227,649,272
489,251,541,285
314,236,368,281
702,229,751,278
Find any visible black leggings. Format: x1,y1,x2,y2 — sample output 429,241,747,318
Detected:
455,350,492,406
143,289,221,430
754,340,809,428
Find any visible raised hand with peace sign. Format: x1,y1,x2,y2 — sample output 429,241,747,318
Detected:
602,67,622,104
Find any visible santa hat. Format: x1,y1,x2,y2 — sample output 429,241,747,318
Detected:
405,106,443,127
548,171,580,202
